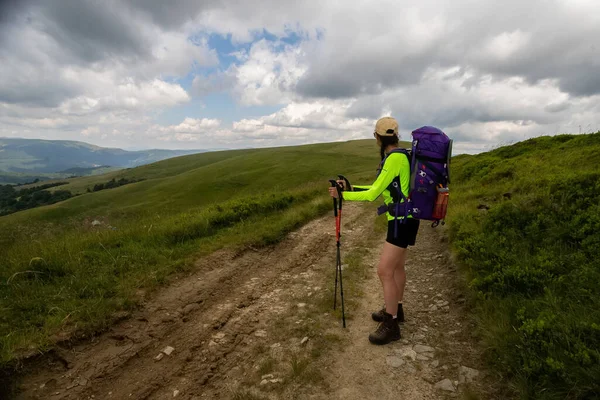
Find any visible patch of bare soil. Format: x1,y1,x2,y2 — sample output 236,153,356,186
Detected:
315,221,500,400
11,204,497,400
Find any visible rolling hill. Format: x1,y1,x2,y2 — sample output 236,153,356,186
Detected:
447,132,600,399
0,138,394,367
0,138,215,184
2,133,599,399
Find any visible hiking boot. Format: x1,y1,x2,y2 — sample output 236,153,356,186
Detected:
372,303,404,323
368,311,401,345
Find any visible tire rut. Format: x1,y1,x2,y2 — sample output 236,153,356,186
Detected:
13,204,367,400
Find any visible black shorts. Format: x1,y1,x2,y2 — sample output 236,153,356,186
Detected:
386,218,420,248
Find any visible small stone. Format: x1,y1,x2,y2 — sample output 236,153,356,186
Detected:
261,374,274,380
173,390,180,397
208,341,218,347
301,337,309,345
431,360,440,368
442,365,448,370
441,301,449,307
394,346,417,361
212,332,225,340
182,303,200,315
386,355,406,367
459,366,480,384
414,345,435,353
162,346,175,356
411,289,417,293
454,381,459,387
254,330,267,337
270,379,282,383
154,353,165,361
423,352,435,359
91,220,101,226
260,379,268,386
436,293,443,298
434,379,456,392
430,305,438,312
270,343,281,348
429,287,434,290
417,354,430,361
297,303,306,308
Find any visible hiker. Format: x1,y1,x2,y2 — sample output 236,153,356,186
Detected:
328,116,419,345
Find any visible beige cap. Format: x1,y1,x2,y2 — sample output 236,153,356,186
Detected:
374,117,398,136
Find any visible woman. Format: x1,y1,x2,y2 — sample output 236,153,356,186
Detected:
328,116,420,345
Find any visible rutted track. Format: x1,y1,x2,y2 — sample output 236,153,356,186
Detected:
13,204,368,399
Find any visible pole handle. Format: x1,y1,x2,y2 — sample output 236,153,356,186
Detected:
337,175,351,192
328,180,340,217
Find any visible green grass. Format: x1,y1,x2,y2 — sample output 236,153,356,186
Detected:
0,139,397,367
447,132,600,399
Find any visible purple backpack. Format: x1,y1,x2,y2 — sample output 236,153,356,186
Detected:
377,126,452,232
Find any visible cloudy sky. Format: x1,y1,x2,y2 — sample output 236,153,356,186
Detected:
0,0,599,153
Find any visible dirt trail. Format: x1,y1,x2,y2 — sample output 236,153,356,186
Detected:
12,203,493,400
320,219,492,400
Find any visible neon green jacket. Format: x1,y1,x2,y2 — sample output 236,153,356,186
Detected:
342,151,411,221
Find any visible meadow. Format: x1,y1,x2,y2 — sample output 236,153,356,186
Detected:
447,132,600,399
2,133,598,399
0,139,387,366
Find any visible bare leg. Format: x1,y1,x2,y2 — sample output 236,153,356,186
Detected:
394,248,408,303
377,242,406,316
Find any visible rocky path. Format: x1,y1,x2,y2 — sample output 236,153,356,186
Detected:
10,203,496,399
317,216,494,400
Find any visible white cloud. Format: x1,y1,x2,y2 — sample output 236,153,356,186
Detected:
227,39,306,106
159,117,221,134
1,0,600,152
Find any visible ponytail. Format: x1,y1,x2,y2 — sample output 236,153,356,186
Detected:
377,134,400,160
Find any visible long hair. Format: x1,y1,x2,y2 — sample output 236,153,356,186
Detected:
378,134,400,160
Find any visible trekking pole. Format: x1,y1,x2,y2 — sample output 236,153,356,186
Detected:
328,180,341,311
336,175,351,328
329,178,348,328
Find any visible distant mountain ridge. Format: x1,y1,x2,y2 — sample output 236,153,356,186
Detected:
0,138,213,176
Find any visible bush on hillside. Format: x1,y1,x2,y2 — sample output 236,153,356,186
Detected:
0,183,72,216
89,177,141,192
449,133,600,399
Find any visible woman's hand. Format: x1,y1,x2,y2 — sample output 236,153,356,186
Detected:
329,186,339,198
337,179,350,191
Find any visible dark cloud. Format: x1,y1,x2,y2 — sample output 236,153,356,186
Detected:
36,0,150,63
124,0,217,29
0,0,30,25
296,51,433,99
0,79,78,107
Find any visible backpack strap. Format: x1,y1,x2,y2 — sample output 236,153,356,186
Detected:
376,148,411,203
375,148,413,238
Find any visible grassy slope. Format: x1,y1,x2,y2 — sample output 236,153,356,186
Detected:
447,133,600,399
0,139,400,366
0,138,205,174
